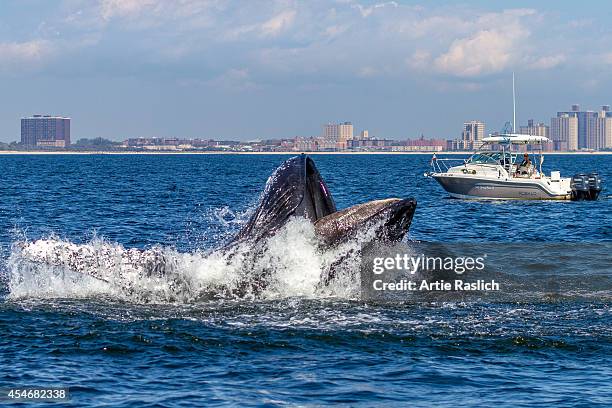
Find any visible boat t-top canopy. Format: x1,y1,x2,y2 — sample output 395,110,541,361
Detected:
482,133,550,145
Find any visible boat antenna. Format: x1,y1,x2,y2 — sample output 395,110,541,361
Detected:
512,72,516,133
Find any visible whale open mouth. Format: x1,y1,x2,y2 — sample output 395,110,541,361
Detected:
231,155,337,245
305,157,336,220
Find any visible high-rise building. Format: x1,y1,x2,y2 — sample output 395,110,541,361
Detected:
557,105,598,149
21,115,71,147
595,107,612,150
322,122,353,149
338,122,353,149
459,121,485,150
551,114,578,151
322,123,339,141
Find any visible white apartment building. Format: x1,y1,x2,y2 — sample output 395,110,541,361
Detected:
551,114,578,151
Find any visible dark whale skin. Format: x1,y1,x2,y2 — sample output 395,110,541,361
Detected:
232,154,337,245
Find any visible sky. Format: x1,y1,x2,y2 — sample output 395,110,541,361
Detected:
1,0,612,143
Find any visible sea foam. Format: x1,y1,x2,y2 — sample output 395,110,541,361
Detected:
6,217,376,303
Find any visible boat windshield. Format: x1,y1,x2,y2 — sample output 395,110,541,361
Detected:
466,152,504,165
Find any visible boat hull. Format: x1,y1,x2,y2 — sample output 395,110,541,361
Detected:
432,175,572,200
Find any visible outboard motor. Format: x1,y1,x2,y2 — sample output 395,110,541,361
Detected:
570,174,589,200
587,172,602,200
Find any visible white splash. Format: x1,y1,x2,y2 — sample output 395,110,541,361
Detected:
6,217,377,303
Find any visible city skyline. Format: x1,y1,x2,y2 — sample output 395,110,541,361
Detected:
2,1,612,143
12,102,612,150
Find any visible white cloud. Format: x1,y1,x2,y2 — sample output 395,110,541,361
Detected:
434,28,527,77
324,24,348,38
357,66,377,77
352,1,398,18
228,8,297,39
99,0,157,20
431,10,536,77
396,15,470,39
0,40,53,71
406,49,431,70
96,0,219,29
260,9,296,37
529,55,565,70
5,2,595,83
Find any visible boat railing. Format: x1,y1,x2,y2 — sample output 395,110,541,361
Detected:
430,157,466,173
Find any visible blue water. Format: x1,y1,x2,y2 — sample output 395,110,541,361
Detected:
1,154,611,406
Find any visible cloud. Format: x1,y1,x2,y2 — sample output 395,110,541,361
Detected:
529,55,565,70
407,49,431,70
434,28,526,77
0,40,54,72
431,10,534,77
227,8,297,40
260,9,296,37
357,66,377,77
352,2,398,18
95,0,219,29
3,2,600,84
324,24,348,38
396,15,470,39
99,0,157,20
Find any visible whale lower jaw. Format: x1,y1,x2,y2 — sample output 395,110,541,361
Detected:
314,198,417,246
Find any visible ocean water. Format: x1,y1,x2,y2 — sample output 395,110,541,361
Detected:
0,153,611,407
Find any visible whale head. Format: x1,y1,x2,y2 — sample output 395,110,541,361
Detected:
232,154,417,248
232,154,337,244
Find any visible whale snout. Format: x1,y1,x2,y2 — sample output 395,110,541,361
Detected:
383,198,417,242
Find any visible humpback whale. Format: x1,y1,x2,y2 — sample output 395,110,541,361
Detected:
14,155,417,298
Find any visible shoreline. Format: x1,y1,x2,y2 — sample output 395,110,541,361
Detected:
1,150,612,155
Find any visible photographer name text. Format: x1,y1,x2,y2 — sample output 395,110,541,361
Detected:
372,279,499,292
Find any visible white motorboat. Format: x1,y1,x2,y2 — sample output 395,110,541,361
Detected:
425,134,602,200
425,74,602,201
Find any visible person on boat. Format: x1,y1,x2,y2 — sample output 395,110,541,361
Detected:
516,153,532,176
